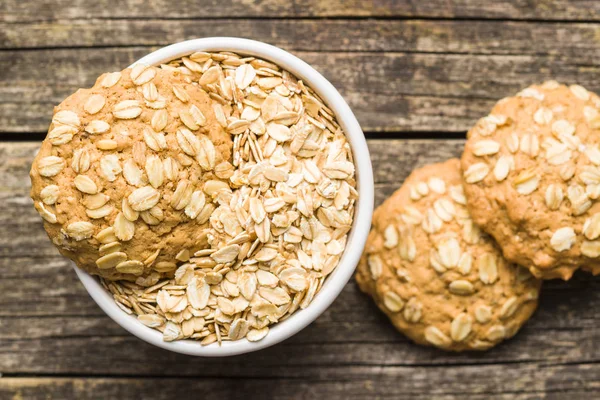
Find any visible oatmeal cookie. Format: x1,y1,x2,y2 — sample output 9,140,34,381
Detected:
30,65,232,280
356,159,540,351
461,82,600,279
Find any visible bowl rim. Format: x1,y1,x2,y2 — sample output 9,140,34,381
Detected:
74,37,374,357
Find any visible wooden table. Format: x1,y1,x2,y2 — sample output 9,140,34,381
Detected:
2,1,600,398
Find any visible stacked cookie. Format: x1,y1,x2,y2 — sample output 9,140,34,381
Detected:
358,81,600,351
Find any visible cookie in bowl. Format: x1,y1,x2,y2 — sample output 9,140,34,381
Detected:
356,159,540,351
31,65,232,281
461,82,600,279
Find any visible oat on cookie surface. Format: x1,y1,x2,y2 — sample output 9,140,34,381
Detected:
461,82,600,280
356,159,540,351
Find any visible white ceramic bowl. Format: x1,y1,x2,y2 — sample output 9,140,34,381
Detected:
74,37,374,356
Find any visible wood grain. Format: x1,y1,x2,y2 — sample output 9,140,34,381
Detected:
3,48,600,134
3,19,600,64
0,141,598,396
3,0,600,22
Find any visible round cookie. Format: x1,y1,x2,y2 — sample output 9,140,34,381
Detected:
356,159,540,351
30,65,232,280
461,82,600,280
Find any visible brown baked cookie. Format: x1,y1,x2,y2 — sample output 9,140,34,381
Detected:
356,159,540,351
461,82,600,280
30,65,232,280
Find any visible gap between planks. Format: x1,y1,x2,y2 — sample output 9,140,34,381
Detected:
2,358,599,379
6,15,600,23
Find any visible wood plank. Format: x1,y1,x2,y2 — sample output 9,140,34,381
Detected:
3,0,600,22
1,368,599,400
0,141,598,381
3,49,600,134
0,268,597,352
3,19,600,64
1,334,598,379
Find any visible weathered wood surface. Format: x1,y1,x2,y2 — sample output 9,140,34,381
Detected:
3,0,600,21
0,141,598,399
3,1,600,397
3,48,600,134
